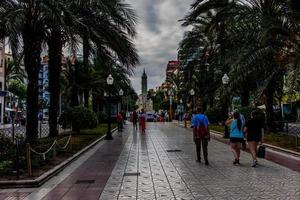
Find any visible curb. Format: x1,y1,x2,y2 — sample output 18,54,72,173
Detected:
0,128,118,188
174,122,300,172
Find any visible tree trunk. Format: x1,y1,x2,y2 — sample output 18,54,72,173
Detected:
82,35,90,108
209,95,214,108
241,87,250,107
23,32,42,143
92,93,99,113
83,36,90,67
84,89,89,108
71,87,79,107
265,80,275,132
48,30,62,137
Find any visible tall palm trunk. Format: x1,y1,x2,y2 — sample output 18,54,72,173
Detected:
241,87,250,107
92,93,99,113
83,35,90,108
84,89,89,108
48,30,62,137
71,87,79,107
23,30,42,143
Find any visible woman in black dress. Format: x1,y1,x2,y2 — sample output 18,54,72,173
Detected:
244,111,265,167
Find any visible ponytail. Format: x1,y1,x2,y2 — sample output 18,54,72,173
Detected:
233,112,242,131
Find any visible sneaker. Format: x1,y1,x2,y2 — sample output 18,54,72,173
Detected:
196,159,201,163
233,159,240,165
251,160,258,167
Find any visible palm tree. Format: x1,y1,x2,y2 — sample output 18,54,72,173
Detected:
44,0,139,137
4,58,26,89
181,0,300,130
0,0,68,142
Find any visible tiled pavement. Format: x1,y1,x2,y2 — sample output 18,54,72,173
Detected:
1,122,300,200
100,123,300,200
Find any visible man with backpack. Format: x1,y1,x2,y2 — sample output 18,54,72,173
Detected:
192,107,210,165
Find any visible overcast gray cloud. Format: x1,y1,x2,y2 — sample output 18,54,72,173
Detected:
126,0,194,94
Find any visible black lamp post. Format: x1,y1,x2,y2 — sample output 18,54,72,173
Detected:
119,89,124,112
222,73,230,138
168,89,174,122
105,74,114,140
189,89,195,112
179,99,183,121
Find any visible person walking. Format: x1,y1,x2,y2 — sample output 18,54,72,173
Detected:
192,107,210,165
244,111,265,167
226,111,244,165
236,109,247,150
139,109,147,134
132,110,138,130
116,112,123,132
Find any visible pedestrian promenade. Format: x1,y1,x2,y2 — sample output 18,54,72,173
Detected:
1,123,300,200
100,123,300,199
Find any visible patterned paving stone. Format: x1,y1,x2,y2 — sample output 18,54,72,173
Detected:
99,123,300,200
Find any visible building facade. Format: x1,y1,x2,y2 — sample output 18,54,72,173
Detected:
39,55,67,116
39,56,50,116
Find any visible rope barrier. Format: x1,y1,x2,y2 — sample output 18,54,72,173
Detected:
30,134,72,160
56,135,72,150
30,140,56,160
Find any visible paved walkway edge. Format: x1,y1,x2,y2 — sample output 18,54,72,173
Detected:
0,128,118,189
174,122,300,172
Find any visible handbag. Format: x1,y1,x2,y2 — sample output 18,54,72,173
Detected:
257,145,265,158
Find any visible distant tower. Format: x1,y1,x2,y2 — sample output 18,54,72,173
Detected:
141,69,147,109
142,69,147,96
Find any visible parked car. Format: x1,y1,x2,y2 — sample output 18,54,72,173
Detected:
146,112,155,122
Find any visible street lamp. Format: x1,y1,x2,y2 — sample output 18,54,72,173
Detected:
189,89,195,112
222,73,230,85
106,74,114,140
222,73,230,138
119,89,124,112
168,89,174,122
179,99,183,121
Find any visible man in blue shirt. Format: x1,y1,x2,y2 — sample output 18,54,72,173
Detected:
192,107,210,165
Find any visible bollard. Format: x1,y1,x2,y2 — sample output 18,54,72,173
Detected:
26,143,32,177
15,139,20,179
184,118,187,128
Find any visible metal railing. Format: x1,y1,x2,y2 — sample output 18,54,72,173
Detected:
274,121,300,151
0,123,70,140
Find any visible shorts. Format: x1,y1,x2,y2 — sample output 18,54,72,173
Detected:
230,137,244,143
247,135,261,142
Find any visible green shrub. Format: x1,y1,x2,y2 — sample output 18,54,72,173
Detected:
205,107,224,123
238,106,253,121
0,161,13,174
58,111,72,129
238,106,265,121
97,111,107,123
71,106,98,134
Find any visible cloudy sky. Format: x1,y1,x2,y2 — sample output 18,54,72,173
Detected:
126,0,194,94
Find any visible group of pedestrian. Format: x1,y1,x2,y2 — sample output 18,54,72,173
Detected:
192,108,264,167
225,110,264,167
132,109,147,134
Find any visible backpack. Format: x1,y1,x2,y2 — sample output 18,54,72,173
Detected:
194,116,209,139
